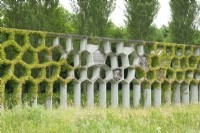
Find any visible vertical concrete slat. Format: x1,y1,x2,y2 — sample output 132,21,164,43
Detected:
133,83,141,108
122,83,130,108
181,83,189,104
111,83,118,107
60,83,67,108
74,82,81,108
99,82,106,108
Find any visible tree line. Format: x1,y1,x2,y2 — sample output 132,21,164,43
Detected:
0,0,200,44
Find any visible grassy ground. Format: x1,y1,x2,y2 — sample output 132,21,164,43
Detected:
1,104,200,133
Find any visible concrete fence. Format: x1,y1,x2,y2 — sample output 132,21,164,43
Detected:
1,27,200,110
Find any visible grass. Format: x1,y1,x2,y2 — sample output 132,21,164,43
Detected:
1,104,200,132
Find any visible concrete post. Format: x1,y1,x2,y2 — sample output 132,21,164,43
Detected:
87,83,94,107
172,83,180,104
46,96,52,110
143,88,151,108
122,83,130,108
181,83,189,104
60,83,67,108
74,82,81,107
190,83,198,104
111,83,118,107
153,88,161,107
99,82,106,108
133,83,141,108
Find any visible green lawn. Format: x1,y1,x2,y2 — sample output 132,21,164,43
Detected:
1,104,200,133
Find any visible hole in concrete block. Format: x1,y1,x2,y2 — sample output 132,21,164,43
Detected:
31,67,44,79
22,49,36,64
29,33,42,48
80,51,92,66
166,45,174,55
180,57,188,69
185,45,192,56
105,55,111,68
4,44,20,60
5,79,19,108
135,67,145,80
59,38,66,50
46,64,60,79
144,44,156,55
38,49,50,64
14,63,29,78
175,45,184,56
151,56,160,68
188,55,197,68
166,68,175,80
147,69,156,82
156,44,165,54
45,36,55,47
111,42,117,53
171,57,179,69
15,34,25,46
128,51,140,66
0,33,9,43
117,56,122,67
51,47,63,61
0,62,11,78
67,51,79,67
193,47,200,56
156,68,165,81
59,65,69,79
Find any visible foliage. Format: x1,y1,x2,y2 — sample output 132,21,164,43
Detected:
2,105,200,132
125,0,159,40
71,0,116,36
107,22,128,39
1,0,74,33
169,0,199,44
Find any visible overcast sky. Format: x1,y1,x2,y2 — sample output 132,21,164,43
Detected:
59,0,171,28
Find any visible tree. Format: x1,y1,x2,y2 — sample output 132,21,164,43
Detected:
125,0,159,40
107,22,128,39
1,0,74,33
169,0,199,44
71,0,116,36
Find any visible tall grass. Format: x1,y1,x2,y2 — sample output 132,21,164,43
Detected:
1,104,200,132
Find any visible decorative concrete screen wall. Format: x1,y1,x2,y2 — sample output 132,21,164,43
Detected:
1,27,200,109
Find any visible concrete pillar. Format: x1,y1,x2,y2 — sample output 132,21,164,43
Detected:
111,56,118,68
172,83,180,104
122,83,130,108
103,41,111,53
198,84,200,102
45,84,53,109
154,89,161,107
164,90,171,105
116,42,124,54
143,88,151,108
46,96,52,110
99,82,106,108
60,83,67,108
181,83,189,104
190,83,198,104
87,83,94,107
111,83,118,107
80,38,87,51
74,82,81,107
31,97,37,107
66,37,72,52
133,83,141,107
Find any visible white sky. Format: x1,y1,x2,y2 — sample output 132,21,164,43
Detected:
59,0,171,28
